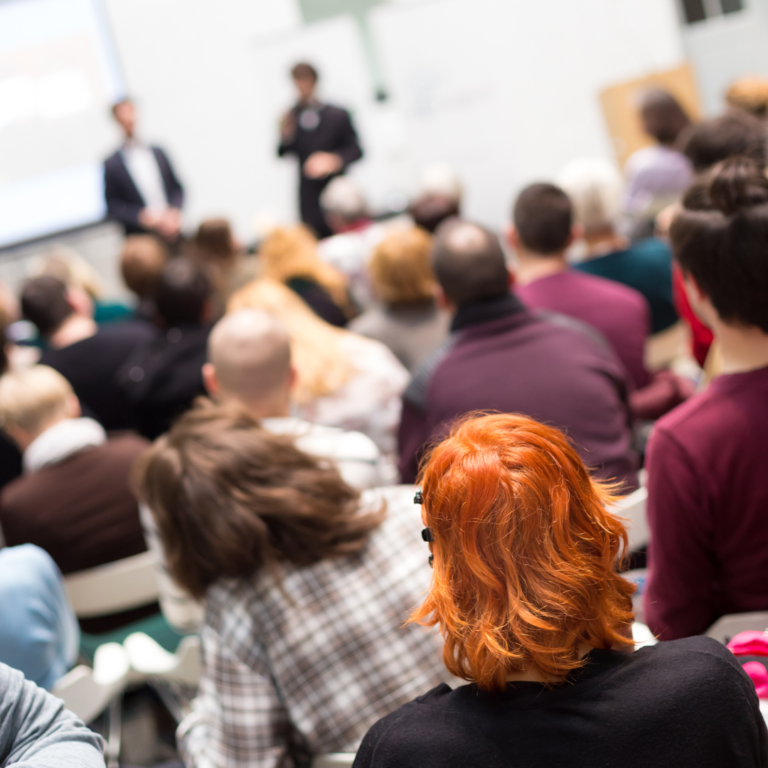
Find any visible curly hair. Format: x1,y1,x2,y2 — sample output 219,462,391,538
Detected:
410,413,635,691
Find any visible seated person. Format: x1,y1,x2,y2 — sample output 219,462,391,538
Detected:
21,275,152,431
409,163,463,234
0,300,21,492
143,308,383,632
645,158,768,639
0,366,152,633
398,219,637,488
356,413,767,768
118,257,213,439
228,279,409,470
260,226,357,326
120,234,170,324
0,544,79,691
350,227,450,372
135,401,452,768
0,662,104,767
558,158,678,334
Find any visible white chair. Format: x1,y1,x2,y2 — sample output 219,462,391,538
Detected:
610,486,649,552
123,632,200,687
313,754,356,767
706,612,768,645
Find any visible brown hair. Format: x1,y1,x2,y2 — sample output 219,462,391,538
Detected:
678,111,766,172
191,219,238,265
513,183,573,255
291,62,318,82
121,235,169,299
134,400,384,599
638,88,691,145
411,413,634,691
369,227,436,304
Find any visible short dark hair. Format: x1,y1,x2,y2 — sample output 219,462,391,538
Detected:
670,156,768,332
20,276,73,337
678,111,767,173
513,183,573,255
432,219,509,306
155,258,211,326
134,400,384,599
638,89,691,145
411,195,460,233
291,62,318,82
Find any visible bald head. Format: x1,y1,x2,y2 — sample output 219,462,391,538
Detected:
206,310,292,411
432,219,509,306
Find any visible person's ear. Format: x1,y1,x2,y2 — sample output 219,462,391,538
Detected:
202,363,219,398
66,287,93,318
66,394,81,419
435,286,455,313
286,366,298,394
566,224,584,250
505,225,520,251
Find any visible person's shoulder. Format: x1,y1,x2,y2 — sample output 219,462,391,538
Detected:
104,149,122,167
628,237,672,262
653,386,722,439
103,433,151,457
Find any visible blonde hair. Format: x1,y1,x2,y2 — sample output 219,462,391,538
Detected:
726,76,768,119
259,226,352,313
558,158,623,234
227,279,355,404
0,365,73,434
34,246,106,300
370,227,436,304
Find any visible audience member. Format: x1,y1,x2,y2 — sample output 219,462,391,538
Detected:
135,402,453,767
120,234,170,323
105,98,184,239
260,226,356,326
559,158,678,334
21,275,152,431
350,227,450,372
645,158,768,639
0,299,22,492
118,258,213,440
0,662,105,767
229,279,408,465
624,88,693,234
398,219,637,486
726,76,768,119
511,182,650,389
409,163,463,234
0,545,78,690
0,366,151,633
355,414,767,768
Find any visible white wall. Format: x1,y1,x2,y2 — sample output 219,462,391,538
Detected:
103,0,685,238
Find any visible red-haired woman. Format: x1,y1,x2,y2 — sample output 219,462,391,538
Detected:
353,414,767,768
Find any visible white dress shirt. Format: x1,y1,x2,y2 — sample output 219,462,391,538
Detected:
121,140,168,212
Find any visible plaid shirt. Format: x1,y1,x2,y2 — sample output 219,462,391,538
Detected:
177,486,453,768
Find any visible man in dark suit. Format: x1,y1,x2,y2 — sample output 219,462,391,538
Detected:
278,63,363,239
104,99,184,240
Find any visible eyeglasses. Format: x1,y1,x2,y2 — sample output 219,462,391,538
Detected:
415,489,434,568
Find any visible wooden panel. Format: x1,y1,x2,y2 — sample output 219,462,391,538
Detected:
600,63,703,168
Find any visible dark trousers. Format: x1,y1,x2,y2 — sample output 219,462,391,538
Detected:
299,176,333,239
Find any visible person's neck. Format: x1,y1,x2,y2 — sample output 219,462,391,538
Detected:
48,315,97,349
515,252,569,286
235,393,291,422
584,227,628,258
714,321,768,375
505,643,594,684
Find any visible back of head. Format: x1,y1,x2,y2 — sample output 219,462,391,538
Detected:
671,156,768,332
0,365,74,435
432,219,509,306
369,227,436,304
418,162,463,205
513,183,573,255
21,276,73,337
192,219,237,264
678,111,766,173
558,158,623,235
726,76,768,119
638,88,691,145
411,195,461,234
36,246,105,300
155,257,211,326
320,177,367,224
411,413,634,691
208,309,292,404
134,400,381,600
121,235,169,299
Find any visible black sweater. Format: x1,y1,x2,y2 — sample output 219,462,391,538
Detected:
353,636,767,768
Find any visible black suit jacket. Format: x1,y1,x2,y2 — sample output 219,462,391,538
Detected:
103,146,184,234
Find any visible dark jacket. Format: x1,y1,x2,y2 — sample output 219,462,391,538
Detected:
0,435,152,633
103,146,184,234
398,293,637,487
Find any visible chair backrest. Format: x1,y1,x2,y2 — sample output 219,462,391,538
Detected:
313,755,356,768
706,611,768,645
610,486,649,552
64,550,160,618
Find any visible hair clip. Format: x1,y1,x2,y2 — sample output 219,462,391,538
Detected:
428,554,434,568
421,527,434,542
414,490,423,505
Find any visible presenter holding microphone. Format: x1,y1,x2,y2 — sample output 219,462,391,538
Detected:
278,63,363,239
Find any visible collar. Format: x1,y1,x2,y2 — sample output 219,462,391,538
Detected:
451,292,526,333
24,417,107,474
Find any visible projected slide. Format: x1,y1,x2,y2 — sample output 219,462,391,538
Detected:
0,0,124,248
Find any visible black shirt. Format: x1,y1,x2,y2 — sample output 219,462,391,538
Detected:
353,636,767,768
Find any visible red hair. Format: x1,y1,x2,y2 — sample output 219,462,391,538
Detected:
410,413,635,691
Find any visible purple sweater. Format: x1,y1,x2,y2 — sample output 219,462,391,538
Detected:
645,364,768,640
397,294,637,487
516,270,651,389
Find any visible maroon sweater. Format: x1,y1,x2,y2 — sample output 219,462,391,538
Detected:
398,294,638,487
645,364,768,640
